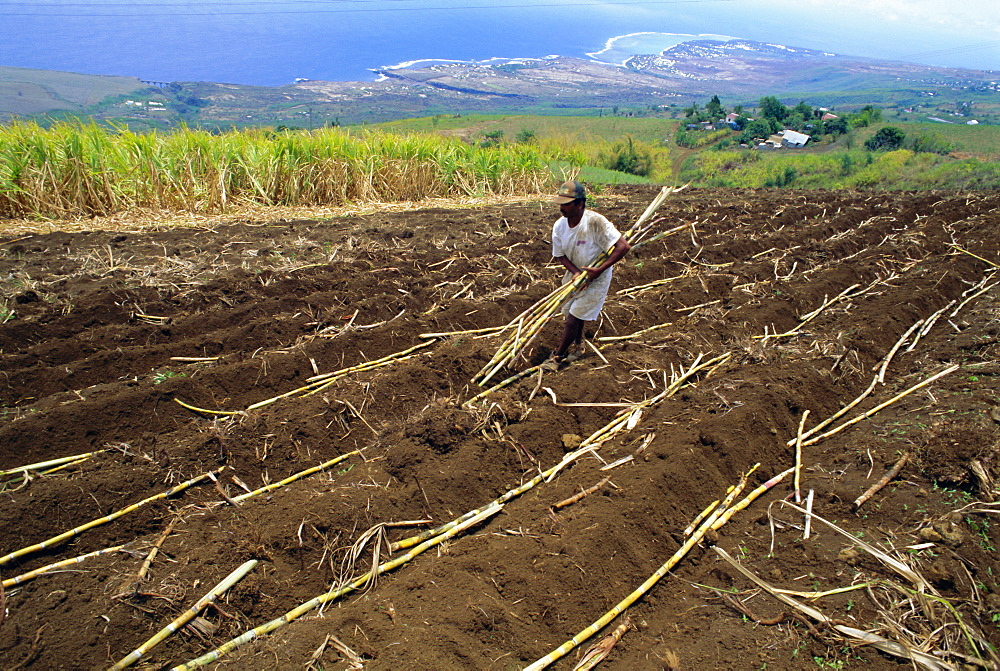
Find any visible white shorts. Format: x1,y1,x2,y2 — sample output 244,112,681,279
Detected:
561,271,612,321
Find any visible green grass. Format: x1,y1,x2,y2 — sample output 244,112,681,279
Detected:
374,114,678,145
0,66,148,119
682,146,1000,190
842,121,1000,159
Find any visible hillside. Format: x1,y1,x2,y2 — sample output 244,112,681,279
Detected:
0,66,150,121
1,39,997,128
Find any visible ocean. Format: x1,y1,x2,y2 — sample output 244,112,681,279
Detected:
0,3,722,86
3,2,991,87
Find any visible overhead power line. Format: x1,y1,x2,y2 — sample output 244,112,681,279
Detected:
897,40,1000,61
1,0,734,16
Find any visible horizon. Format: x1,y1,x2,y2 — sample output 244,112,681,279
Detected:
0,1,996,87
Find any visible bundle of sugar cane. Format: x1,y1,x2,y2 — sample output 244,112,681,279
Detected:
0,467,224,567
629,220,697,250
473,185,684,387
175,340,436,415
170,505,502,670
110,560,258,670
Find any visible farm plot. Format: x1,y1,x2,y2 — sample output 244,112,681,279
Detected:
1,186,999,670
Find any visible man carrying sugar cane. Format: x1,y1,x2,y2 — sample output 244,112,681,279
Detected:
549,180,630,363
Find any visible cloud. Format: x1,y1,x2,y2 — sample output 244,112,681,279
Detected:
760,0,999,35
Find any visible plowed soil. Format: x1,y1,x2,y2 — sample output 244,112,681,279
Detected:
1,186,999,671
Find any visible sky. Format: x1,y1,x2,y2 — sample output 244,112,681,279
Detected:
0,0,996,86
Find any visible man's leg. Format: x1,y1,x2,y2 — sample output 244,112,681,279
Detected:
556,314,585,359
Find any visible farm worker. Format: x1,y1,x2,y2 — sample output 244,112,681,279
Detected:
549,180,630,362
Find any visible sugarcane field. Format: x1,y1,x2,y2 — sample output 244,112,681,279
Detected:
3,185,1000,670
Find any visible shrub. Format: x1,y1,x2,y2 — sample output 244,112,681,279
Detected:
865,127,906,151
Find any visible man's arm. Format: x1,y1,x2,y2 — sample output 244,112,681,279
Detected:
581,235,630,282
554,255,582,276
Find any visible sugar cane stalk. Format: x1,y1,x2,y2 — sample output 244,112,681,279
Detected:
2,544,130,588
525,464,756,671
397,352,728,552
231,450,362,503
109,560,258,670
854,452,910,511
463,362,547,407
0,450,108,477
0,467,224,567
176,341,437,415
171,505,501,670
134,518,177,586
802,365,958,447
794,410,809,502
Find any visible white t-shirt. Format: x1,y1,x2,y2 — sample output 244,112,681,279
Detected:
551,209,623,321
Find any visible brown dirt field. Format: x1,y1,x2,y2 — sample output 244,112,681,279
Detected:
1,186,999,671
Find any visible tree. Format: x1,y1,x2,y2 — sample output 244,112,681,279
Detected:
851,105,883,128
479,130,504,148
825,117,849,135
740,119,773,144
864,126,906,151
758,96,788,122
706,95,725,119
792,100,813,119
785,112,807,132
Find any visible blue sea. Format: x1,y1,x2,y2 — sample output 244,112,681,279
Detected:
2,2,990,86
0,1,749,86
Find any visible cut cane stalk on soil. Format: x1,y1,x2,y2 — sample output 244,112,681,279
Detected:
709,466,794,532
2,544,130,588
133,518,176,586
713,547,953,671
800,365,959,448
794,410,809,502
789,281,991,449
419,325,505,339
571,617,632,671
170,505,502,670
0,450,108,478
175,341,437,414
755,280,879,341
463,362,546,407
230,449,363,503
552,476,612,510
525,464,758,671
109,560,258,670
0,467,224,567
616,275,686,297
397,354,729,553
854,452,910,511
597,321,673,342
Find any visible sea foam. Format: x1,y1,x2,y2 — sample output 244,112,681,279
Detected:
586,32,737,65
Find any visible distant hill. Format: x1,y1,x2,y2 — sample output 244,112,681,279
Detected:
0,67,150,121
2,39,997,127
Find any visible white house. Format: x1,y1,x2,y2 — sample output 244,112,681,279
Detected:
781,130,811,148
